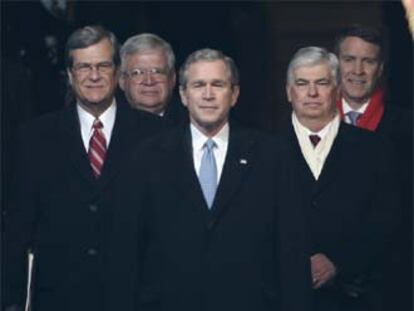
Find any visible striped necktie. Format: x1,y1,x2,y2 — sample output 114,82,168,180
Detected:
88,119,107,178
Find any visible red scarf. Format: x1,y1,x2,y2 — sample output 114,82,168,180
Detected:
336,88,385,131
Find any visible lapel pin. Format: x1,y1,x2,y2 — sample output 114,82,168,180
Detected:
239,159,248,165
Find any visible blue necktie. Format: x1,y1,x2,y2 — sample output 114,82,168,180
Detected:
199,139,217,209
347,111,361,126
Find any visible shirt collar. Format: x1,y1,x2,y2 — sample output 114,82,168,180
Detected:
190,122,229,152
292,112,337,140
342,97,370,114
77,99,117,142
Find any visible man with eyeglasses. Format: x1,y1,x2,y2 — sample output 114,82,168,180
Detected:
2,25,162,311
119,33,187,125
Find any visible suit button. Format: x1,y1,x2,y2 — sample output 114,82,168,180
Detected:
87,248,98,256
89,204,98,212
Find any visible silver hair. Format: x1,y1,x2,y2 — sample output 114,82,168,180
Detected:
286,46,339,86
120,33,175,72
179,48,239,89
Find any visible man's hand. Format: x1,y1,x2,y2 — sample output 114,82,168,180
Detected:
310,253,337,289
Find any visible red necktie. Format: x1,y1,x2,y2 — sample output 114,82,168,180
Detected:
309,134,321,147
88,119,107,178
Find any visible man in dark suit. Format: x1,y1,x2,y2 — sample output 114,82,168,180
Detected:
2,25,162,311
122,48,312,311
280,46,398,311
334,25,412,310
119,33,187,126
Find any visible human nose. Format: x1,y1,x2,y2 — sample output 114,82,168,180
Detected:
307,83,318,97
88,66,101,80
141,71,156,85
354,60,365,75
202,85,214,99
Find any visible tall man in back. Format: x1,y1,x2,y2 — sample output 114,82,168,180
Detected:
278,46,398,311
122,48,312,311
2,25,162,311
335,25,412,310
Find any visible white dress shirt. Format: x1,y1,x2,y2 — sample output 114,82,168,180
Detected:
190,123,229,183
77,100,117,152
292,113,340,180
342,97,369,124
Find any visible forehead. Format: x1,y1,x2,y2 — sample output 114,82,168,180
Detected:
71,38,113,63
126,48,168,68
186,60,230,81
340,36,380,57
293,63,331,80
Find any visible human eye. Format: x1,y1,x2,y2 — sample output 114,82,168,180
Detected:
341,56,354,63
151,68,167,75
129,69,144,78
295,79,308,86
364,58,378,65
73,63,91,73
98,61,114,71
316,79,330,86
191,81,205,88
212,81,226,88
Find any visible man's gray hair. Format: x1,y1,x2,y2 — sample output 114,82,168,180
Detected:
286,46,339,86
65,25,119,69
179,48,239,89
120,33,175,72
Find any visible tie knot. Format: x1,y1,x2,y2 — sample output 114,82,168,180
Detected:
204,139,216,151
93,119,103,130
309,134,321,147
346,111,361,125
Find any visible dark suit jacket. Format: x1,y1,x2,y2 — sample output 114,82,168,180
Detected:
376,104,412,311
275,121,399,310
161,94,188,126
2,101,164,311
120,122,312,311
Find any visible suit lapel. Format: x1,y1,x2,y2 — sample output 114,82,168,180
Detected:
59,104,96,184
166,127,211,219
210,124,256,220
285,123,315,186
97,104,131,188
314,123,347,194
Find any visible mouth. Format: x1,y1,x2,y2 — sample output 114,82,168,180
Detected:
141,90,159,96
199,106,218,111
304,102,322,107
347,78,366,86
85,85,105,89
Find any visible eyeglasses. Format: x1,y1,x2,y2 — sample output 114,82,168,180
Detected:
72,61,115,75
123,68,169,82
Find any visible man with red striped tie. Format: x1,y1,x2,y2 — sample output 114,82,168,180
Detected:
2,25,163,311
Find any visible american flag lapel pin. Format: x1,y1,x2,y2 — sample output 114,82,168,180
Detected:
239,158,248,165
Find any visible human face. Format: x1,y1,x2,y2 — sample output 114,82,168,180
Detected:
68,38,118,116
338,36,383,107
180,60,239,136
287,63,337,127
119,49,176,114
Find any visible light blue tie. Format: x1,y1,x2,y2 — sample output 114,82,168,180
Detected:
199,139,217,209
347,111,361,126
